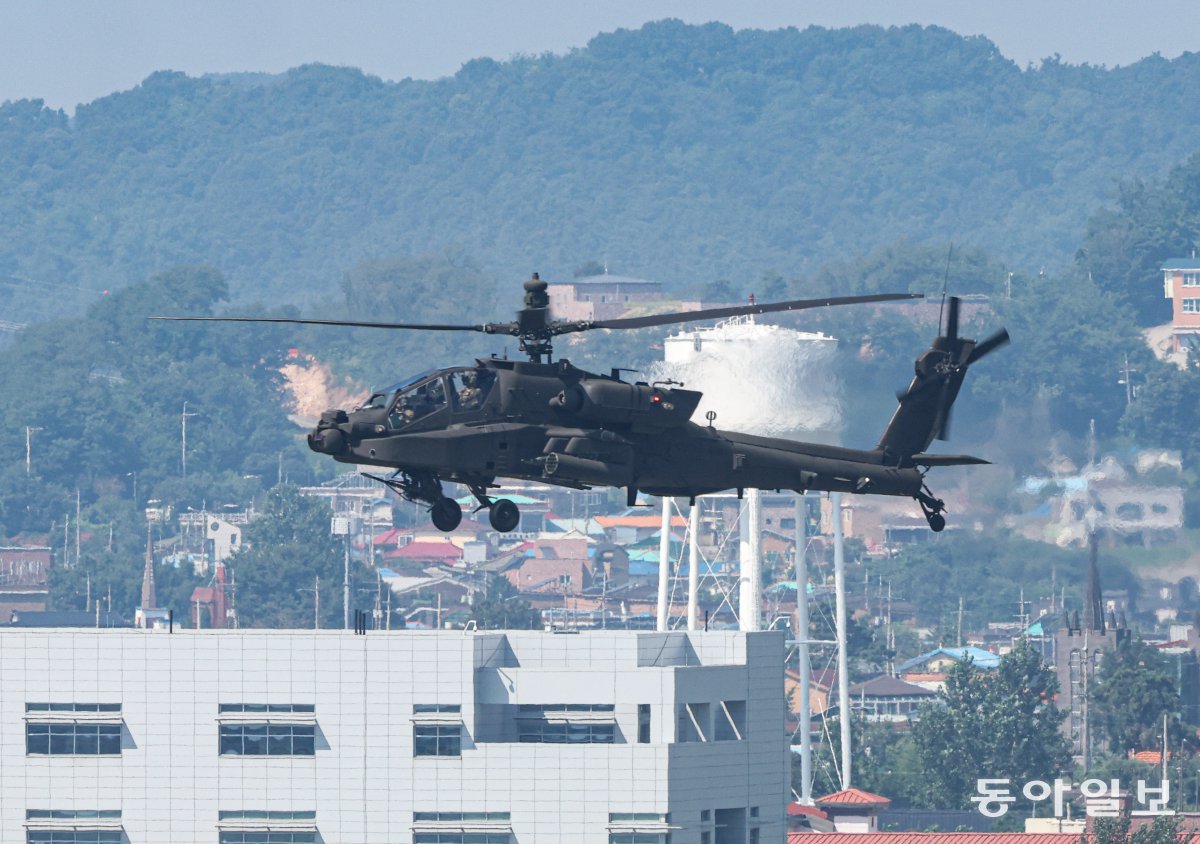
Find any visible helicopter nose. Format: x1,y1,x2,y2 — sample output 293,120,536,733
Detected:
308,426,347,455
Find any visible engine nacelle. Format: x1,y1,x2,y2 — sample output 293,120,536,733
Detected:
550,379,702,433
540,452,633,486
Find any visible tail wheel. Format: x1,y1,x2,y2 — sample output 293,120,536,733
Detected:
489,498,520,533
430,497,462,532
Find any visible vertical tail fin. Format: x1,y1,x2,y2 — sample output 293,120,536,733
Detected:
876,297,1009,464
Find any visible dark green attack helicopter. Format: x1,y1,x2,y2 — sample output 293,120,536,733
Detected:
154,275,1008,534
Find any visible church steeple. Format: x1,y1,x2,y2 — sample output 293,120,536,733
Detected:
1084,530,1105,634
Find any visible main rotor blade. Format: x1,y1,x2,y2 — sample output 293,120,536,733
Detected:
149,315,500,332
964,328,1010,366
571,292,923,332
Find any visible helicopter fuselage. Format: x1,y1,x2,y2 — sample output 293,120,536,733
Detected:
307,357,926,510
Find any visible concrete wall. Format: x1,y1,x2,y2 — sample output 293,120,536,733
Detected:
0,628,786,843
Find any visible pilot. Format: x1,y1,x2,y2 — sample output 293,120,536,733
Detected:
458,371,482,408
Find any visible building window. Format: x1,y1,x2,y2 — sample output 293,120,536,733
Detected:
518,722,615,743
1184,272,1200,287
414,836,509,844
638,704,651,744
701,833,711,844
219,724,315,756
1182,298,1200,313
413,812,510,822
414,724,461,757
26,810,122,843
217,810,317,843
218,703,314,714
608,835,667,844
26,723,121,756
26,703,120,713
27,832,123,843
413,704,461,714
749,829,760,844
714,700,746,741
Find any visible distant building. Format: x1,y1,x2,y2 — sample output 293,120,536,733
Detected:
1161,257,1200,356
1054,534,1129,766
547,272,666,322
0,545,51,618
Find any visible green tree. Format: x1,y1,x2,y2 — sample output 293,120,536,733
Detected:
228,485,371,628
469,576,541,630
911,639,1069,809
1087,814,1193,844
1091,637,1181,753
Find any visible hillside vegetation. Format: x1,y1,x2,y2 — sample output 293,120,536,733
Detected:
3,21,1200,322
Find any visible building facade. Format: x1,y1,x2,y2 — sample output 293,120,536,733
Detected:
1161,258,1200,354
0,628,786,843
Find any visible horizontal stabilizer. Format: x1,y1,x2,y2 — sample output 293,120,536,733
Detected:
910,453,991,467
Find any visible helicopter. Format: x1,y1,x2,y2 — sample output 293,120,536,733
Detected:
154,274,1008,534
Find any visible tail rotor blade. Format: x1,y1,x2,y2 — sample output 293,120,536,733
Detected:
965,329,1010,366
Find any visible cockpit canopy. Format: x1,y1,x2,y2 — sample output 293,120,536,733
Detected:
360,367,497,428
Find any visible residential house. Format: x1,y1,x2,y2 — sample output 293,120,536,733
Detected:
1161,257,1200,356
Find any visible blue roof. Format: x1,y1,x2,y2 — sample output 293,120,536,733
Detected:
897,646,1000,672
1162,259,1200,270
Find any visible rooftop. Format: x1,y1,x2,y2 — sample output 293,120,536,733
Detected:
815,787,891,807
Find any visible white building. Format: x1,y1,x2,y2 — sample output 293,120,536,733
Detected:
0,628,786,844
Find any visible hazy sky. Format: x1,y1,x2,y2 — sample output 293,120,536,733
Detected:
2,1,1197,111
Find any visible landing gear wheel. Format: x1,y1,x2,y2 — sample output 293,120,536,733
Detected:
488,498,520,533
430,497,462,532
928,512,946,532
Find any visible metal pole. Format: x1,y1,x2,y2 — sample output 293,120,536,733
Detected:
687,499,700,631
795,494,813,803
25,427,40,475
740,489,762,631
343,533,350,631
315,575,320,629
656,497,671,631
833,491,852,787
182,402,188,478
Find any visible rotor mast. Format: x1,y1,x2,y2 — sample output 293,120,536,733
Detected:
517,273,556,363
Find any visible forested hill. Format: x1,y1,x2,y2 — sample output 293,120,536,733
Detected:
4,20,1200,321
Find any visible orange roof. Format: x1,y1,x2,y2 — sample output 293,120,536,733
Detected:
902,672,945,683
815,787,891,806
787,803,828,819
596,515,688,528
788,835,1078,844
1131,750,1167,765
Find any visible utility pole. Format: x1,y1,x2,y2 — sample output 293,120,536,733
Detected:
25,426,42,475
75,488,80,566
1118,355,1138,406
957,595,964,647
181,402,198,477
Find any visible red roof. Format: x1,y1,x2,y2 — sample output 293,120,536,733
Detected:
788,835,1078,844
372,528,410,546
787,803,828,819
815,788,891,806
385,541,463,561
